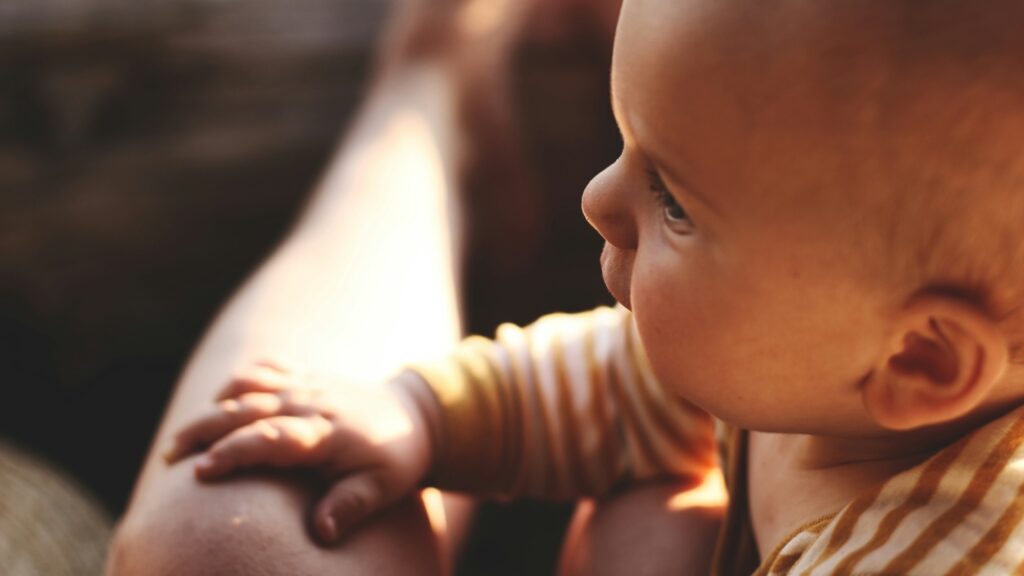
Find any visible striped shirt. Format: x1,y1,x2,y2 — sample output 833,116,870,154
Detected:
412,307,1024,574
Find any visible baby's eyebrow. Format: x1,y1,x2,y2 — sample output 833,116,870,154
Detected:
611,76,721,217
655,159,721,218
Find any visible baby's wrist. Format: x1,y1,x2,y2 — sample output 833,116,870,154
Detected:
388,369,444,486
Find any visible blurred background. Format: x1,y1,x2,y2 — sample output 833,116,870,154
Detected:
0,0,619,572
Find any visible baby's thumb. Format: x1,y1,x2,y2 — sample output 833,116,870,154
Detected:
314,472,390,544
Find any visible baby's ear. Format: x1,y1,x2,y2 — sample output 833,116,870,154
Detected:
863,293,1009,431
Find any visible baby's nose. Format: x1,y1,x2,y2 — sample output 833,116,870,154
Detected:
582,163,638,250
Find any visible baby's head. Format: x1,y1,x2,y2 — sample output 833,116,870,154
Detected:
583,0,1024,438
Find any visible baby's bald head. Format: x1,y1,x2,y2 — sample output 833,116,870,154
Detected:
799,1,1024,355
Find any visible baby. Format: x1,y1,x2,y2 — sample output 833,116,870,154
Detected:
166,0,1024,573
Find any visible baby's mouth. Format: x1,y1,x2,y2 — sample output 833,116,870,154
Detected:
600,244,632,310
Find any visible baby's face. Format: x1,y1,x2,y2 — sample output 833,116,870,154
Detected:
584,0,911,434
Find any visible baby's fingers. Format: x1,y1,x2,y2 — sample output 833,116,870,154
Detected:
313,473,390,544
165,393,285,463
194,415,333,480
216,363,293,401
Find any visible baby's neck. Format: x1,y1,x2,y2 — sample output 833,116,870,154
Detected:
747,430,932,560
747,402,1021,559
795,428,959,472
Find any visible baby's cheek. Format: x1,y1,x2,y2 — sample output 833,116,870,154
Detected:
633,277,707,389
634,273,751,412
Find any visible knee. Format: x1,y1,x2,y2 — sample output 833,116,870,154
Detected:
107,467,443,576
107,473,312,576
108,513,274,576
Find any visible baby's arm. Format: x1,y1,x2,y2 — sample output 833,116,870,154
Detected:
414,305,719,499
168,306,719,543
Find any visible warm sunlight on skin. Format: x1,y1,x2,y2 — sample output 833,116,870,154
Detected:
233,67,463,386
361,396,416,445
666,468,728,511
421,487,454,576
422,487,448,536
458,0,511,39
317,108,461,377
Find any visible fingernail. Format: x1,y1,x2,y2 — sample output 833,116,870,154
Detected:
195,455,215,472
322,515,338,543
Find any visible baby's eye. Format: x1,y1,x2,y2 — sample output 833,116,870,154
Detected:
646,169,691,225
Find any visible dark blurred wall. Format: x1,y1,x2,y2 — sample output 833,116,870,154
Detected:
0,1,619,573
0,0,390,513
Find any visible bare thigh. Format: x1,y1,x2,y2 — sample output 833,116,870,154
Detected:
109,469,451,575
108,59,473,576
558,479,726,576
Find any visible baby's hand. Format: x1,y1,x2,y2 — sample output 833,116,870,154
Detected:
163,361,436,544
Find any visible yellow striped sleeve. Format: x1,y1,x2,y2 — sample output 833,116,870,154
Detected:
411,306,717,498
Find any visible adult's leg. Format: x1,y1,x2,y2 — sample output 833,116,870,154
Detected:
558,473,728,576
108,57,473,576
